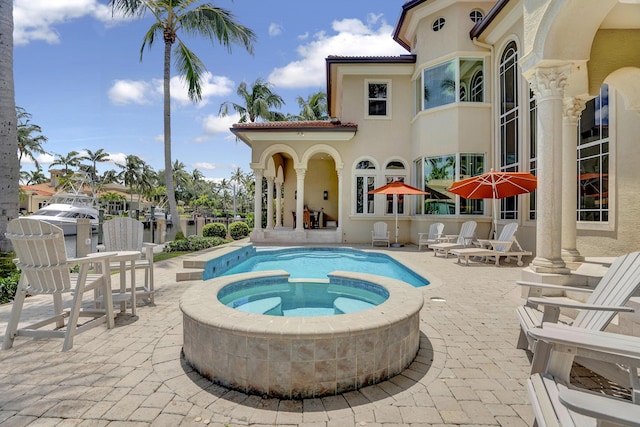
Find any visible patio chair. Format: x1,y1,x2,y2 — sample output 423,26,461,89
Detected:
428,220,477,258
449,222,531,266
3,218,115,351
98,217,155,304
371,222,390,247
418,222,444,251
517,251,640,376
527,323,640,427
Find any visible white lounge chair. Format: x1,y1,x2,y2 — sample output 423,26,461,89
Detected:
527,323,640,427
98,217,155,304
449,222,530,266
517,251,640,376
3,218,115,351
418,222,444,251
371,222,390,247
428,220,477,258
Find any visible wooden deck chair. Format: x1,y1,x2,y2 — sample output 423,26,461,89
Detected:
371,222,390,247
3,218,114,351
428,220,477,258
418,222,444,251
517,251,640,377
99,217,155,304
527,323,640,427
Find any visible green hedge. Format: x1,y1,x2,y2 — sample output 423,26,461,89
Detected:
0,271,20,304
202,222,227,238
164,235,230,252
229,221,250,240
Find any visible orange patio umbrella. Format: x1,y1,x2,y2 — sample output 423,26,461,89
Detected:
448,169,537,237
368,181,429,247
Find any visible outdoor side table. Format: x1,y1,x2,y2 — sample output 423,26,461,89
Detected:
88,250,141,316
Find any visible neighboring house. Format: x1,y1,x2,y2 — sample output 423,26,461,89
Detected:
231,0,640,273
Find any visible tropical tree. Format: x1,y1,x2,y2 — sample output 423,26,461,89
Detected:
0,0,19,252
50,151,81,174
16,106,48,169
81,148,110,184
294,91,328,121
109,0,256,229
21,167,48,185
119,154,145,206
219,78,284,123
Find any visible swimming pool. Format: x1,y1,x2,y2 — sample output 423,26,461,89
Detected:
210,247,429,288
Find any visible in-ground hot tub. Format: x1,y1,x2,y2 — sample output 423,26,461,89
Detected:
180,270,424,399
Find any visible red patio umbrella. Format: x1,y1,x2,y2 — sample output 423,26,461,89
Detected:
448,169,537,237
368,181,429,247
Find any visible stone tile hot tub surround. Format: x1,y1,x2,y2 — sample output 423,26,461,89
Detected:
179,270,424,399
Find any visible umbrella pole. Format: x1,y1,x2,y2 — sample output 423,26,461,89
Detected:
492,198,498,239
391,193,402,247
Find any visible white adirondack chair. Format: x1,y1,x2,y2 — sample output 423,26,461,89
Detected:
517,251,640,377
98,217,155,304
418,222,444,251
428,220,477,258
527,323,640,427
371,222,390,247
3,218,115,351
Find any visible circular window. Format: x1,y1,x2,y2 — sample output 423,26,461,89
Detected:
470,9,484,23
432,17,445,32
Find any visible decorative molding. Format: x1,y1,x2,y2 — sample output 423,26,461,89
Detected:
562,97,587,123
528,65,572,100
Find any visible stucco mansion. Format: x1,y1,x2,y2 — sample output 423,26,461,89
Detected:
230,0,640,276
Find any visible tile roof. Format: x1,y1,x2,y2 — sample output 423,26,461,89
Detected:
231,120,357,131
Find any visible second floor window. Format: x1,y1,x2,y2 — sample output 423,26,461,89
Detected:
366,81,390,117
420,58,484,110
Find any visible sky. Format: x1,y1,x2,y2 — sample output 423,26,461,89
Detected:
14,0,409,182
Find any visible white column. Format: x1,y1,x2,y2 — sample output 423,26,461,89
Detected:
337,169,343,236
561,97,586,263
295,168,306,231
265,177,274,230
274,178,283,228
253,169,263,232
528,65,572,274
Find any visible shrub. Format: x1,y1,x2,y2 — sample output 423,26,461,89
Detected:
174,230,186,241
229,221,250,240
202,222,227,238
163,235,229,252
0,271,20,304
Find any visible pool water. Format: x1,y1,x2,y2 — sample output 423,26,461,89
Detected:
220,247,430,288
217,279,389,316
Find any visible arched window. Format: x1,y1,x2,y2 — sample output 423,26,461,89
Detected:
354,160,376,214
385,160,406,214
499,41,519,220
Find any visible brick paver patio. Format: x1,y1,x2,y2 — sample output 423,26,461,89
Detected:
0,243,536,426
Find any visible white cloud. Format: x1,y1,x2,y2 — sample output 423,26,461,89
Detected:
192,162,219,170
13,0,122,45
21,153,55,166
106,152,127,167
268,17,407,89
109,72,233,107
108,80,155,105
167,72,235,107
202,114,240,135
269,23,283,37
297,32,309,40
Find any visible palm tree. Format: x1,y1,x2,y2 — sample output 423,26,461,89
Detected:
230,167,244,217
0,0,20,251
50,151,81,174
119,154,145,207
81,148,109,185
294,91,328,121
109,0,256,229
16,106,48,169
219,78,284,123
21,168,48,185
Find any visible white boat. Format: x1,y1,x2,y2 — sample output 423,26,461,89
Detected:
28,174,100,235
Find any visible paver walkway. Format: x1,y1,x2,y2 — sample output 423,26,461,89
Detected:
0,244,535,426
